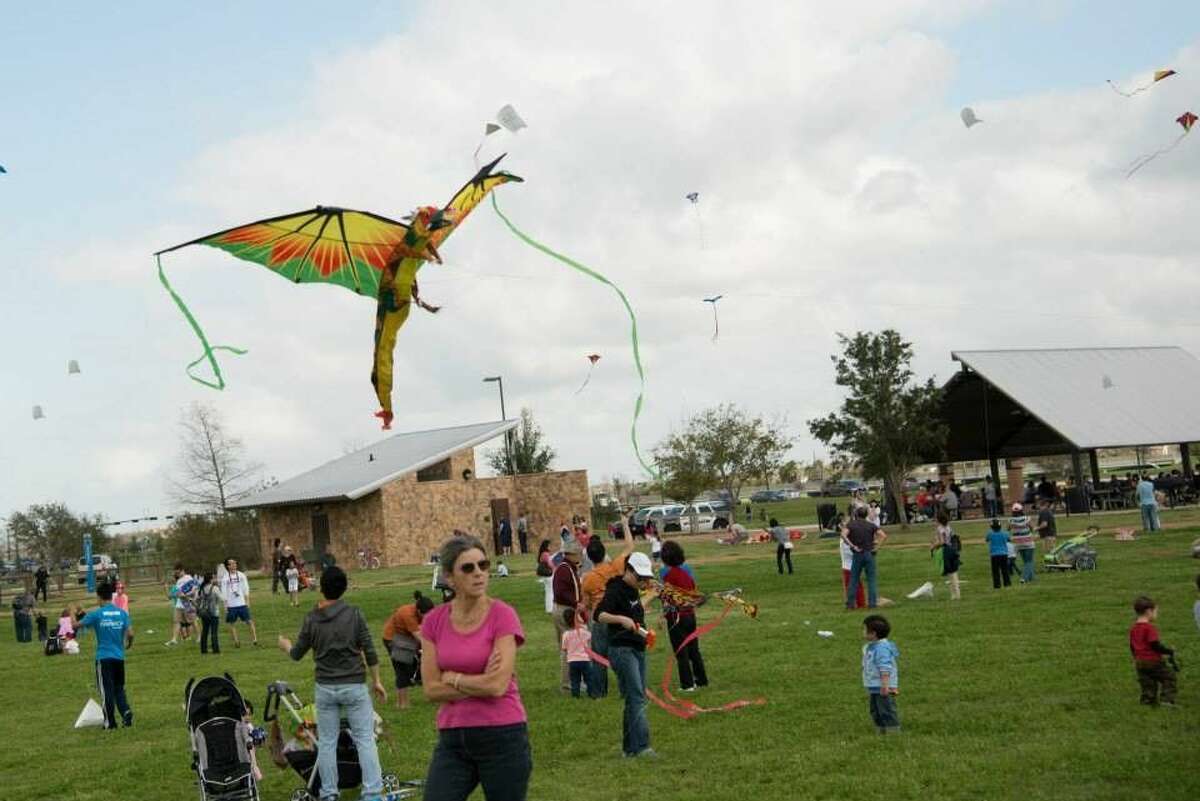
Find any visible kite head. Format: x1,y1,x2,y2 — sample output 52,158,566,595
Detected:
403,205,458,263
587,354,601,365
1177,111,1197,132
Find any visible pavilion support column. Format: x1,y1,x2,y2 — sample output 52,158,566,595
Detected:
1181,443,1193,478
937,463,955,487
1071,451,1085,487
1005,458,1025,509
1088,450,1102,484
989,457,1003,506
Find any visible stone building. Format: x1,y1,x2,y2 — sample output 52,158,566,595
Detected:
228,420,590,566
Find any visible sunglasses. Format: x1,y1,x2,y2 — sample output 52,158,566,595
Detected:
457,559,491,574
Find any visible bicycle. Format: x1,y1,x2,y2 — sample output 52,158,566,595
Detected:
357,547,382,570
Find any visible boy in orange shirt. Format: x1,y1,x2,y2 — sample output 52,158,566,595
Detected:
579,518,634,697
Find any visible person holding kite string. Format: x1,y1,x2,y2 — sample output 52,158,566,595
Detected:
596,551,658,759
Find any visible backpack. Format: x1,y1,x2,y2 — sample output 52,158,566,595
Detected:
44,636,63,656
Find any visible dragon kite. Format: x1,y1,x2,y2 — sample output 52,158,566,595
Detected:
156,156,522,428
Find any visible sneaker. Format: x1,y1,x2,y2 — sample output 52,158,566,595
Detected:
1161,701,1178,708
122,710,133,727
164,640,177,647
633,748,659,759
681,686,697,693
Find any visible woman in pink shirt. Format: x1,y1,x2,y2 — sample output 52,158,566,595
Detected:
420,534,531,801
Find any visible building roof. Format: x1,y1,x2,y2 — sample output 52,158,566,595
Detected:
228,419,518,509
941,347,1200,461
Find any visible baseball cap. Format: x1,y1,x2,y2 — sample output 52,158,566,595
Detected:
628,551,654,578
562,540,583,556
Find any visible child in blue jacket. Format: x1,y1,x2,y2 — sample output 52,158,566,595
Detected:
862,614,900,734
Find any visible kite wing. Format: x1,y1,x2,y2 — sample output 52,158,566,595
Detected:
156,207,426,299
1154,69,1177,83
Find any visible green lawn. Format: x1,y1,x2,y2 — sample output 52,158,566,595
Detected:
3,509,1199,801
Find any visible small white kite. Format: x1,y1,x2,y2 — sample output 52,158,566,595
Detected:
961,107,983,128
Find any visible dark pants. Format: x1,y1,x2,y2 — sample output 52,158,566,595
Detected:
776,543,793,574
518,531,528,554
589,620,610,697
199,613,220,654
1135,660,1177,705
990,555,1012,588
35,582,48,603
424,723,532,801
610,645,650,756
667,614,708,690
37,615,48,642
14,613,32,642
569,661,599,698
868,692,900,732
96,658,132,729
271,567,283,594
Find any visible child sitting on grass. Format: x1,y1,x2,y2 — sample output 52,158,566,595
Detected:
1129,596,1178,707
57,607,76,640
862,614,900,733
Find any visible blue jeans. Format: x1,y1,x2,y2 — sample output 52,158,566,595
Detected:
314,683,382,800
589,620,610,697
609,645,650,756
424,723,531,801
846,551,878,608
1140,504,1160,532
1018,547,1036,582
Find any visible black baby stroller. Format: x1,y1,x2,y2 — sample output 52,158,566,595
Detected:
263,680,421,801
185,674,262,801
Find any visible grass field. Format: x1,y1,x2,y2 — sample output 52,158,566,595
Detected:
3,509,1199,801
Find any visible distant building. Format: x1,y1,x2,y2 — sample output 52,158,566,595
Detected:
228,421,589,566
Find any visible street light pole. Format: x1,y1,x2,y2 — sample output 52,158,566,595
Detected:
483,376,513,472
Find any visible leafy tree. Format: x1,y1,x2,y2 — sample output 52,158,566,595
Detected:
778,459,800,486
653,433,717,531
6,503,108,567
166,512,262,572
168,402,263,512
665,404,790,512
808,330,947,526
486,407,556,475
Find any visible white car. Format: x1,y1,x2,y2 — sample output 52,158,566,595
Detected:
671,502,729,533
77,554,118,584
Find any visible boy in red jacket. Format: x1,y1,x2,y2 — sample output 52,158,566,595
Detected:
1129,595,1178,707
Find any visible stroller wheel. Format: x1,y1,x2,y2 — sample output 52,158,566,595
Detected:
383,773,400,791
290,788,314,801
1075,554,1097,571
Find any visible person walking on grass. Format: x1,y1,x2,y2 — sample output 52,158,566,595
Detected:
1137,474,1161,532
930,512,961,600
419,534,532,801
517,513,529,555
280,566,387,800
12,587,37,643
769,517,794,575
1129,596,1178,707
842,506,887,609
580,518,635,698
76,581,134,729
285,555,301,607
660,540,708,692
986,519,1013,589
196,572,221,655
596,552,658,758
383,590,435,710
861,614,900,734
561,608,599,699
1036,500,1058,552
1008,503,1036,584
35,564,49,604
221,558,259,647
165,563,196,647
551,539,583,693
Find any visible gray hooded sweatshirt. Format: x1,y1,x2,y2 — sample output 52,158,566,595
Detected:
289,599,378,685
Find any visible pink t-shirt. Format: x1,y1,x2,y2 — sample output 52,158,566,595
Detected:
113,592,129,612
421,600,527,730
561,627,592,663
57,616,75,638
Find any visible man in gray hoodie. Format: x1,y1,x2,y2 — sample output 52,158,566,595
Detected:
278,566,387,800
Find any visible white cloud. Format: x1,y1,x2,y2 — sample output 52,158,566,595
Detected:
8,1,1200,517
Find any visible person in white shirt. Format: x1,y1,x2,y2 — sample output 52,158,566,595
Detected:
220,558,259,647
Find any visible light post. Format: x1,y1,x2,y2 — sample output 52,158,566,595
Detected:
483,376,513,472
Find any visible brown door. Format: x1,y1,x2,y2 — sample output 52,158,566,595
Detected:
489,498,510,554
311,513,330,559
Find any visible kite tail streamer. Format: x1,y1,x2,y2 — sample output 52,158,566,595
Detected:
491,194,658,478
157,255,247,390
1106,79,1146,98
710,304,719,342
1125,131,1189,178
574,363,596,396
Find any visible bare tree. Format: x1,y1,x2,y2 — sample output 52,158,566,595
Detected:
169,402,262,513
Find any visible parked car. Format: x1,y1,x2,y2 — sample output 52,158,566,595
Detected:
666,502,731,533
750,490,787,503
77,554,118,584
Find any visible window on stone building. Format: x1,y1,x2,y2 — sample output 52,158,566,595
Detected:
417,458,451,482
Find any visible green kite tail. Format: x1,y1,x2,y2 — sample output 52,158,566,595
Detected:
157,255,248,390
490,194,658,478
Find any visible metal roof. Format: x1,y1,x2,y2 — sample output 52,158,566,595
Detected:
947,347,1200,454
227,419,518,509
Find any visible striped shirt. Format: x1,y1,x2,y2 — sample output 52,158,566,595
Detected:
1009,515,1034,549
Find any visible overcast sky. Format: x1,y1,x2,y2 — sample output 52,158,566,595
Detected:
3,1,1198,526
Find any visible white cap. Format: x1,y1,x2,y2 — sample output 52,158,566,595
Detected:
628,551,655,578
